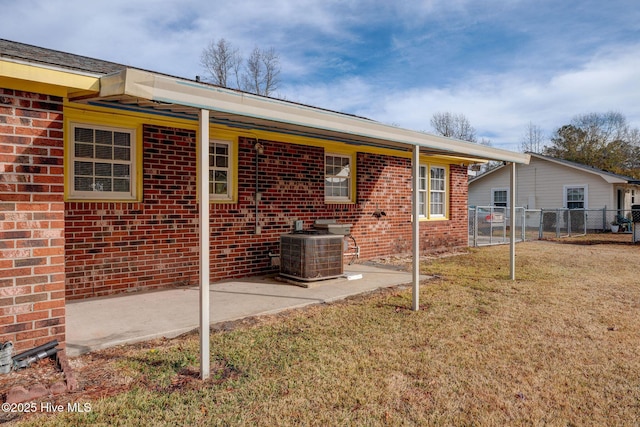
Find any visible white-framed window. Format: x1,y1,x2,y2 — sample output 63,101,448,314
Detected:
491,188,509,207
564,185,587,209
209,140,232,200
70,123,136,200
418,163,448,219
325,153,352,202
418,165,428,217
430,166,446,217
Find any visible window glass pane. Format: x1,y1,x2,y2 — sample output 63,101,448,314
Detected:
95,177,112,192
216,156,228,168
75,143,94,158
113,132,130,147
95,130,112,145
337,164,350,177
215,170,227,182
114,146,130,161
74,176,93,191
215,183,227,194
95,163,112,177
95,145,112,159
75,161,93,176
113,164,130,178
113,179,130,192
75,127,93,143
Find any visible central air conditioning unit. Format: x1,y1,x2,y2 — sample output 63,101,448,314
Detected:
280,233,343,281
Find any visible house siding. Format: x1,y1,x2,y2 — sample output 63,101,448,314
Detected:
469,157,617,210
0,88,66,352
65,124,468,300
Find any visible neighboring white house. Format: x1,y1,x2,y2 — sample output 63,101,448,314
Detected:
469,153,640,212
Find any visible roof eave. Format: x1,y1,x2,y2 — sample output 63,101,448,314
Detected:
90,68,531,163
1,58,101,96
529,153,631,183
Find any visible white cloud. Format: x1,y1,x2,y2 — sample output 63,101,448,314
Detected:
320,43,640,151
4,0,640,155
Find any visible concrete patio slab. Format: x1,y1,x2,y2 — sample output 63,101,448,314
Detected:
65,264,418,357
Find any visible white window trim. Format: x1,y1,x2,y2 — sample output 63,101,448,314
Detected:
418,163,448,219
209,139,233,201
563,184,588,209
491,187,510,207
429,165,446,218
324,153,353,203
68,122,137,201
418,165,428,217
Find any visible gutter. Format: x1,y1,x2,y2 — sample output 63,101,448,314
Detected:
98,68,530,165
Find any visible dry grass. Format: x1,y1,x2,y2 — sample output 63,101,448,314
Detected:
10,241,640,426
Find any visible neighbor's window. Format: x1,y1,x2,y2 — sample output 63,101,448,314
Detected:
565,185,586,209
70,123,136,200
325,154,352,202
492,189,509,207
209,140,233,200
418,164,448,219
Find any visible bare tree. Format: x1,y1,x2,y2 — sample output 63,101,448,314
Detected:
520,121,546,153
242,47,280,96
201,39,280,97
200,38,241,88
478,138,501,173
430,112,477,142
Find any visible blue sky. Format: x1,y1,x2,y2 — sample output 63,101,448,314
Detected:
3,0,640,151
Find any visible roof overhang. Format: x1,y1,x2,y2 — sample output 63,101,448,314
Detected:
528,153,632,184
0,58,100,98
72,68,530,164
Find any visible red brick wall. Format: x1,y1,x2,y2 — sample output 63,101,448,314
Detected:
0,88,65,352
65,126,200,299
65,125,468,299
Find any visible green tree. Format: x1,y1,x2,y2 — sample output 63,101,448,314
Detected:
544,111,639,178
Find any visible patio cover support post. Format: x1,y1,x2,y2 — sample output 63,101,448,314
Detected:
198,109,210,379
412,145,420,311
509,162,516,280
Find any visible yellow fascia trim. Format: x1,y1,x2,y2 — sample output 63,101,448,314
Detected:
0,60,100,96
65,103,242,204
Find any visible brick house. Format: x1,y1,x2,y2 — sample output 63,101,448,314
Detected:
0,39,529,353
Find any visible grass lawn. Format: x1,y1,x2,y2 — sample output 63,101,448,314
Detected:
8,241,640,426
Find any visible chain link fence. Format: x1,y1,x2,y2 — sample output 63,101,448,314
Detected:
469,207,640,246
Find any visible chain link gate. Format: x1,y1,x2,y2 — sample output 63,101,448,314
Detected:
469,206,527,247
